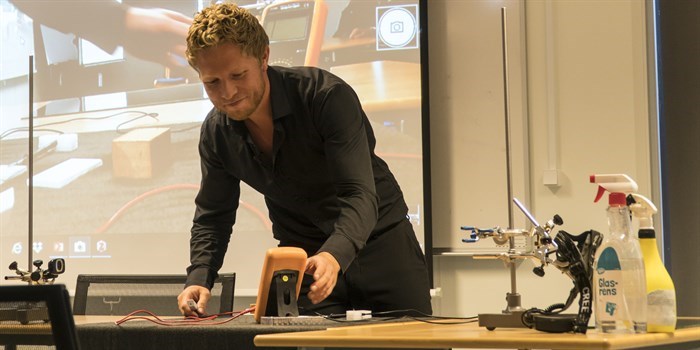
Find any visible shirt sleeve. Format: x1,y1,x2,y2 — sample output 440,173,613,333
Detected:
314,82,379,271
186,127,240,290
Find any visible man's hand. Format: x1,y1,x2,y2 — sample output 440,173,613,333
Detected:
177,285,210,316
305,252,340,304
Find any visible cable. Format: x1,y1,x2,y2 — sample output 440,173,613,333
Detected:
0,128,64,141
115,114,160,134
0,111,159,140
372,309,478,324
410,317,478,325
304,308,478,325
94,183,272,234
37,111,158,129
115,306,255,326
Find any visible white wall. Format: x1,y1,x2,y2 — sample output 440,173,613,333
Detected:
428,0,652,317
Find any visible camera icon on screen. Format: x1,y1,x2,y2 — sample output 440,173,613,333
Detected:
377,5,418,50
69,236,91,256
390,21,404,34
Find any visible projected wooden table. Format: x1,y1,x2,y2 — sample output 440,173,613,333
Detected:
254,317,700,350
330,60,421,114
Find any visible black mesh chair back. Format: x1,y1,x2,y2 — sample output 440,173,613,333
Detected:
0,283,80,350
72,273,235,316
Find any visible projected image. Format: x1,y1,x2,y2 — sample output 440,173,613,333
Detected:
0,0,425,293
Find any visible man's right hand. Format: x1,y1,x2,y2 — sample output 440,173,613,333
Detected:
177,285,210,316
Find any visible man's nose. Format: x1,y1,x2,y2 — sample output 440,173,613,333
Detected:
221,80,238,100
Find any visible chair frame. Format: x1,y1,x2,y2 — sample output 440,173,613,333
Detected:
0,283,80,350
72,273,235,315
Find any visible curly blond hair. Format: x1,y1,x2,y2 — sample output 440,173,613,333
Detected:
186,3,269,69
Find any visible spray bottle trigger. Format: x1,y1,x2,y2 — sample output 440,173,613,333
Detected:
594,186,606,203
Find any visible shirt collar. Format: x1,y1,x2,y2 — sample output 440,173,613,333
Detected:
268,66,293,121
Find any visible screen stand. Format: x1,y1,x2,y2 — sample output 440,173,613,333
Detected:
265,270,300,317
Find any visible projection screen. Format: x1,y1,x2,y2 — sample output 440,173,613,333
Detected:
0,0,430,295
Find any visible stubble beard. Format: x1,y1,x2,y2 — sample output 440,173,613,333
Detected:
222,70,267,121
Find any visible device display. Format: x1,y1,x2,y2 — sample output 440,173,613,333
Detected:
262,0,327,67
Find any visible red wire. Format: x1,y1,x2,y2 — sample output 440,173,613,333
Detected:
94,183,271,233
95,153,419,235
114,306,256,326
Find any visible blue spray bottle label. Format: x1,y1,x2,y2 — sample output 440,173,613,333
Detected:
595,247,629,322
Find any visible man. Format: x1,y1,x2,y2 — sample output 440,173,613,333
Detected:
177,3,431,317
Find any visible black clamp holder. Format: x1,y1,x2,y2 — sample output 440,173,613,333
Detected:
4,259,65,285
1,259,66,324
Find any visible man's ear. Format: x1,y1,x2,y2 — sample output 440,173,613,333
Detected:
261,46,270,71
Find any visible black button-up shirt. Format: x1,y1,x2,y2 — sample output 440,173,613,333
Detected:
186,66,409,289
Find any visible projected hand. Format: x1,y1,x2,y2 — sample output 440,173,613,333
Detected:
305,252,340,304
348,27,376,40
177,285,210,316
124,7,192,67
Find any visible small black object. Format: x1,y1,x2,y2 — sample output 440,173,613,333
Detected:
533,314,578,333
533,265,545,277
5,258,65,284
553,214,563,226
265,270,300,318
47,258,65,276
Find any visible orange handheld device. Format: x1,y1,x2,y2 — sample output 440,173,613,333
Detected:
253,247,308,323
260,0,328,67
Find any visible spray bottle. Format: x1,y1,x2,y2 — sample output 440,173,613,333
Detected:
629,193,677,333
590,174,647,333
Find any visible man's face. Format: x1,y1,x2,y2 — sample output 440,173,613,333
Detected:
195,43,269,121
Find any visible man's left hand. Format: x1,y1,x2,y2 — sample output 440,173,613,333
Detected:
305,252,340,304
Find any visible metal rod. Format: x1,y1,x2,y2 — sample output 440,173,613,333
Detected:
501,7,514,231
513,197,539,227
28,55,34,276
500,6,520,300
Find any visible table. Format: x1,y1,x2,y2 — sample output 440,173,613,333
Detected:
1,314,335,350
254,317,700,350
78,315,343,350
4,314,699,350
321,37,376,52
330,60,421,114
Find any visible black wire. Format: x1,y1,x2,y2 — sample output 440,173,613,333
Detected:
115,114,160,133
410,317,478,325
2,110,198,143
36,111,156,129
371,308,477,321
0,128,64,141
0,111,158,140
302,308,478,325
117,122,201,135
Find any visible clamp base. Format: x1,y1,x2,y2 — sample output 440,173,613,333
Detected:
478,310,527,330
